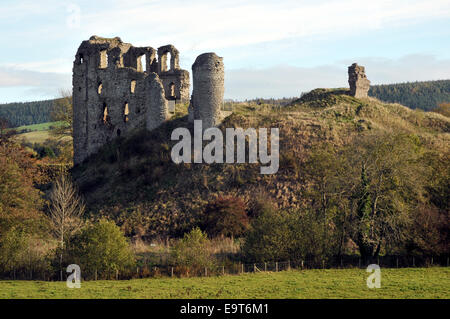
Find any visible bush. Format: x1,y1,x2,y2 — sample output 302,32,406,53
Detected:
242,208,293,262
203,196,248,238
171,228,215,275
242,207,326,263
0,227,52,278
0,227,29,273
65,219,135,279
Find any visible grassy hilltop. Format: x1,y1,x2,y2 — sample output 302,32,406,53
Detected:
71,88,449,238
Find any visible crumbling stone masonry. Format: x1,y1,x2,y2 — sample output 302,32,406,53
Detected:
73,36,190,164
189,53,224,129
348,63,370,98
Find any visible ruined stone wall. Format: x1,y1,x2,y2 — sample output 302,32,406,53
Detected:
73,36,189,164
190,53,224,129
348,63,370,98
157,45,190,102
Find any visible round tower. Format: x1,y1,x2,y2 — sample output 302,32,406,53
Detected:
191,52,224,128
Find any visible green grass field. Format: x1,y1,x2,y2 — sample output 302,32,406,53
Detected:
11,121,71,144
14,121,64,132
15,130,53,143
1,268,448,299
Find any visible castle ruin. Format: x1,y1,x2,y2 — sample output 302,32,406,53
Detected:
72,36,190,164
348,63,370,98
188,53,225,129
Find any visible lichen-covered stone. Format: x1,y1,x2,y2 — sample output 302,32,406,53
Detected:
348,63,370,98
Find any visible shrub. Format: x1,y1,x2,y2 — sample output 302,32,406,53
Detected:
65,219,135,279
171,228,215,275
0,227,52,278
242,208,326,263
0,227,29,273
242,208,293,262
203,196,248,238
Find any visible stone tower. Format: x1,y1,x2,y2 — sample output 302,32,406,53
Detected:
72,36,190,165
189,53,224,129
348,63,370,98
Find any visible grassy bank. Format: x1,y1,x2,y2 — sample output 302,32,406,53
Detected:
1,268,448,299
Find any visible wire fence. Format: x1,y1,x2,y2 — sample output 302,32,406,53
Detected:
0,254,448,281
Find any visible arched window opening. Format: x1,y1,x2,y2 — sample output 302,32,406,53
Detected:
169,82,176,98
102,103,109,124
98,82,103,94
167,52,172,71
137,55,146,72
99,50,108,69
161,52,171,72
124,103,129,123
131,80,136,93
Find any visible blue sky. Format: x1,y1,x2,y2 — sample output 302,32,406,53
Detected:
0,0,449,102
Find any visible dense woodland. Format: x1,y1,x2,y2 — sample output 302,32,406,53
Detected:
369,80,450,111
0,99,53,127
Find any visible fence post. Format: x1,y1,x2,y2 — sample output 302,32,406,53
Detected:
205,267,207,277
413,256,415,267
241,263,244,274
116,269,119,280
264,262,267,272
301,260,304,269
171,267,174,277
95,269,97,281
288,260,291,271
431,257,433,266
222,266,225,276
275,262,278,272
322,260,325,269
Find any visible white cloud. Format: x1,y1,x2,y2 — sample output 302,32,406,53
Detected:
76,0,450,51
0,59,73,74
0,67,71,100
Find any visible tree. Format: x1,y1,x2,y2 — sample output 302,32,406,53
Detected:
242,208,293,262
65,219,135,279
344,133,427,261
49,90,74,165
48,173,85,280
50,89,73,139
434,103,450,117
0,117,15,142
0,138,44,234
301,145,349,258
203,196,249,238
0,227,29,274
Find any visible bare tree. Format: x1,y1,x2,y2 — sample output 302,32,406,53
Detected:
48,173,85,280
